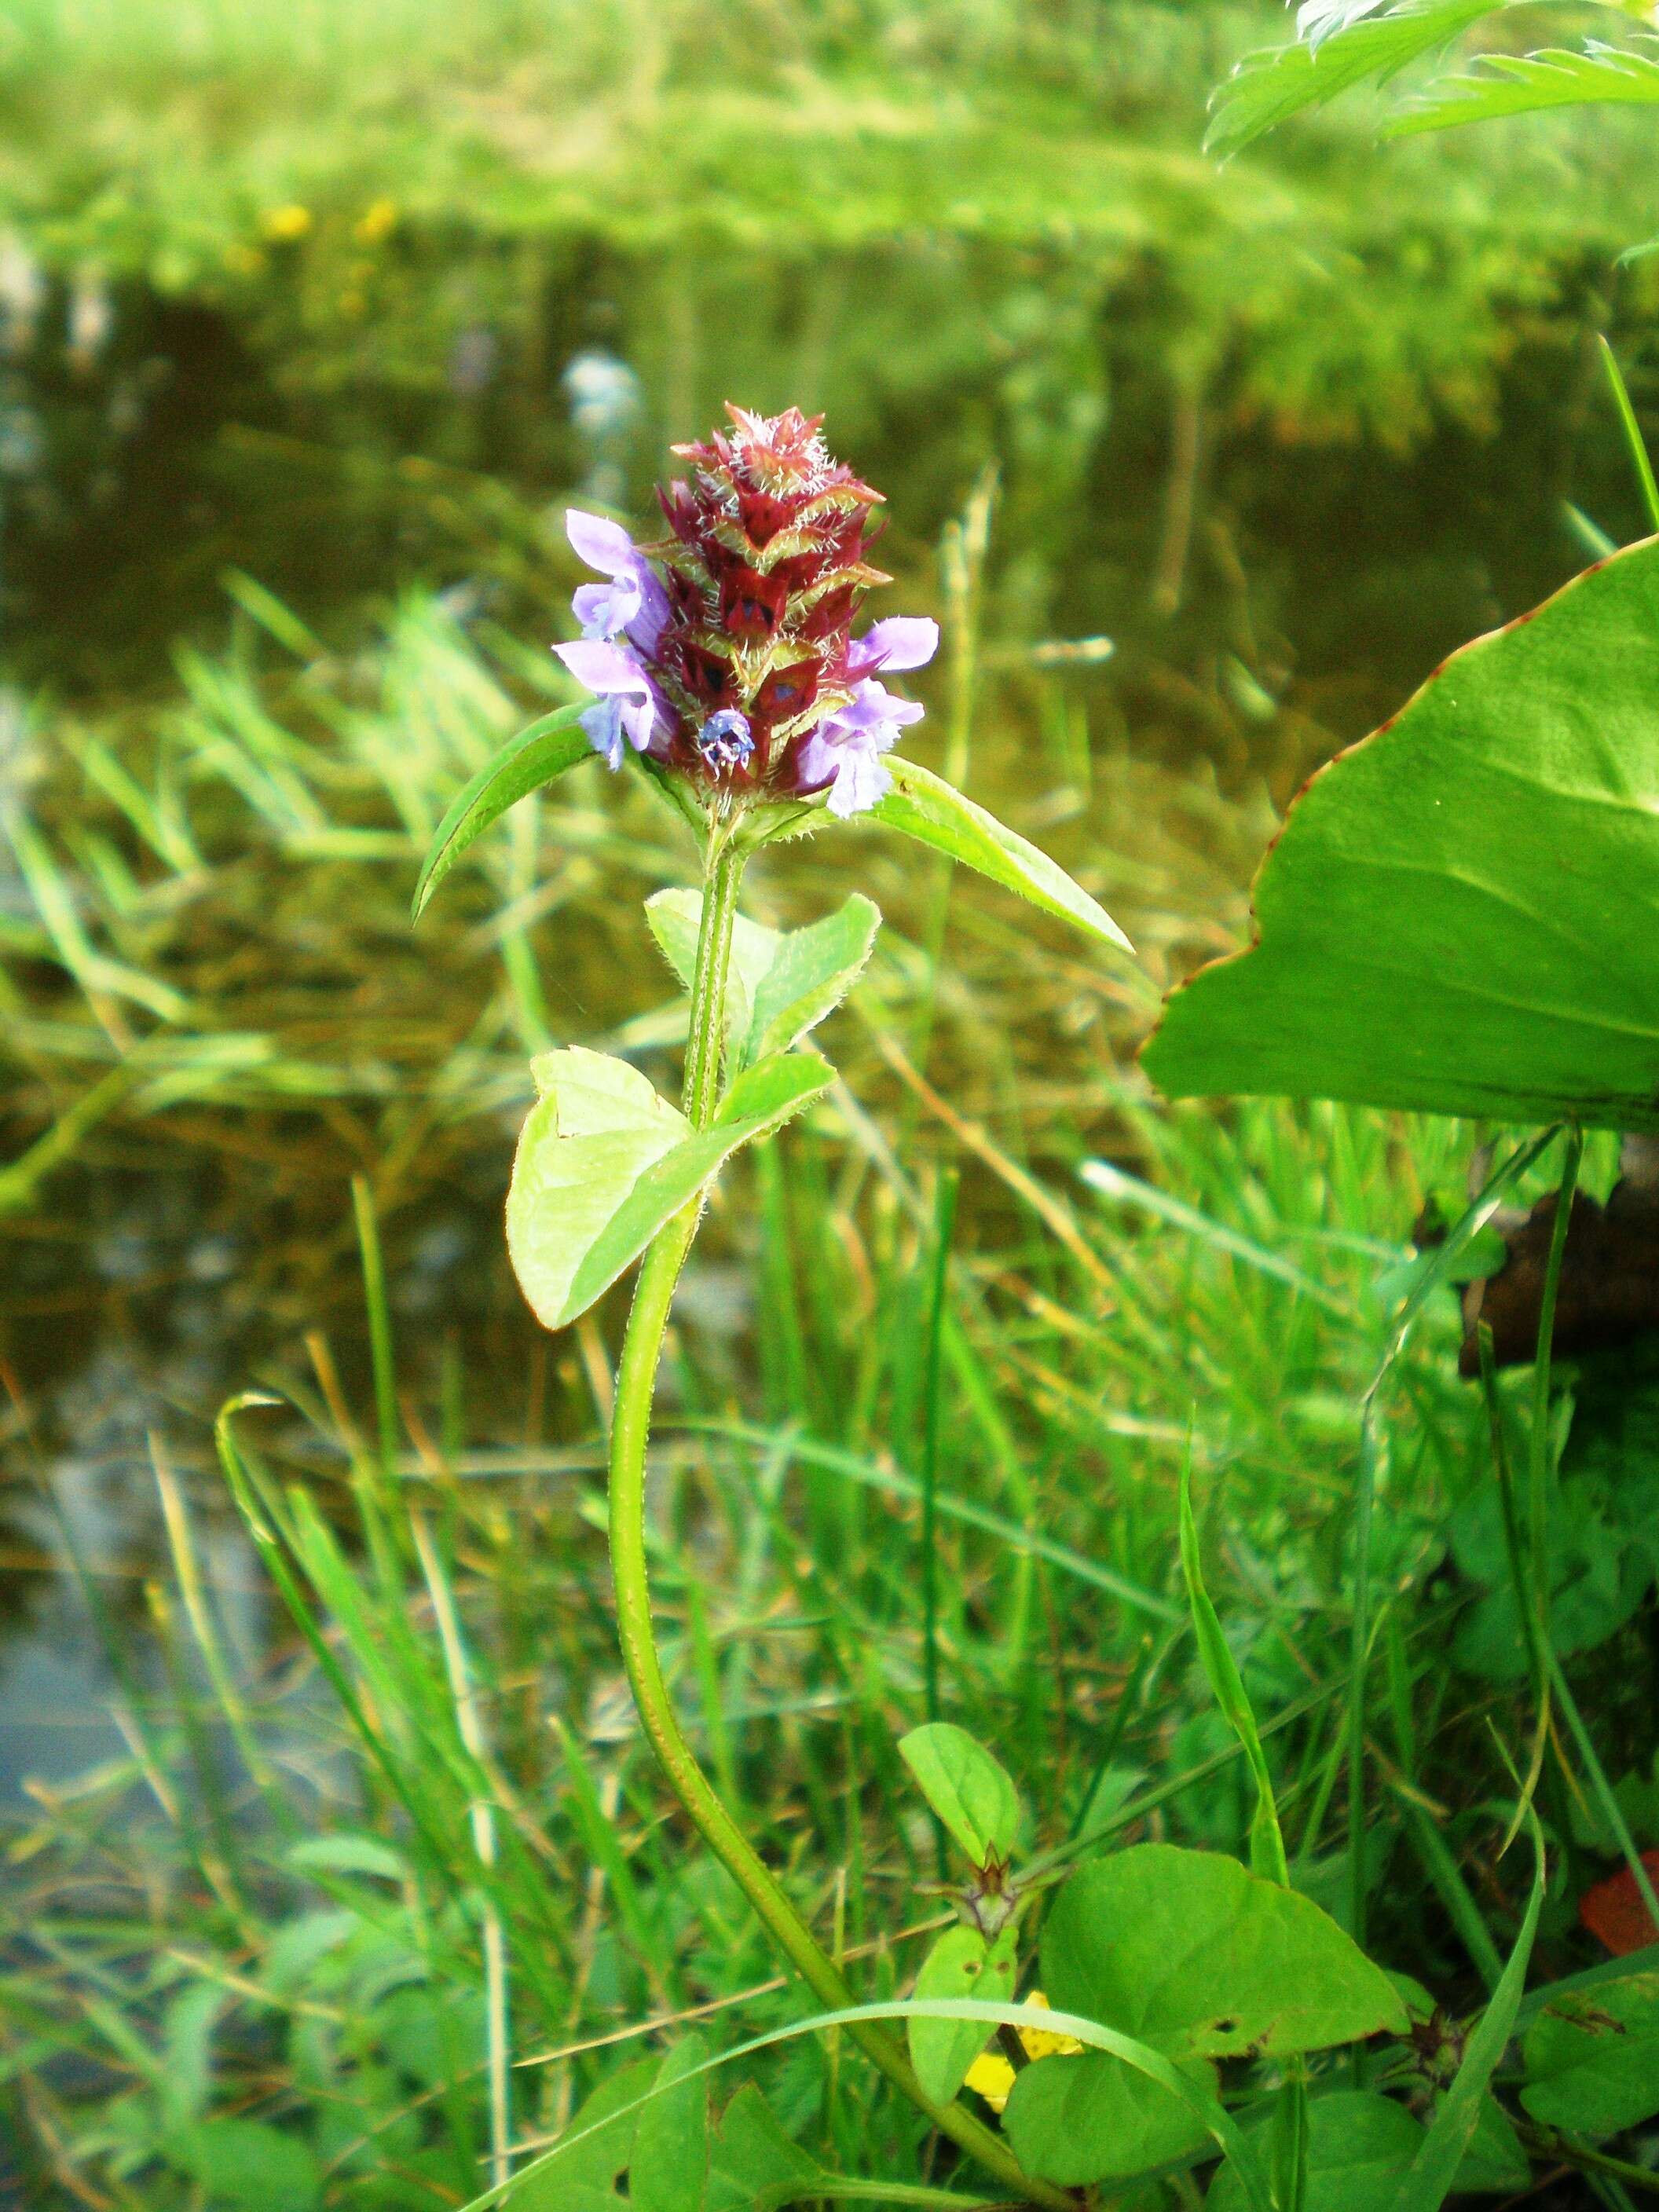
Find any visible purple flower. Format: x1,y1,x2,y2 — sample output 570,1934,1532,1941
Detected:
553,637,658,771
565,508,668,654
847,617,939,680
796,676,927,819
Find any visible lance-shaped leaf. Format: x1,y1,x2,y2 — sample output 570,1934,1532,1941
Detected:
1143,537,1659,1131
507,1047,832,1331
646,889,881,1072
866,757,1131,953
412,704,590,919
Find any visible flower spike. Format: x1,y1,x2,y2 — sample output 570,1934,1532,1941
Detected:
558,405,935,816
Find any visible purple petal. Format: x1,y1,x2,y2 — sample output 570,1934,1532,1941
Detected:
555,637,650,697
838,678,925,736
848,616,939,678
827,748,894,819
624,565,672,657
574,570,643,639
580,698,626,771
566,508,638,577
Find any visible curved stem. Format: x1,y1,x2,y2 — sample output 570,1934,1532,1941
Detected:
606,840,1070,2212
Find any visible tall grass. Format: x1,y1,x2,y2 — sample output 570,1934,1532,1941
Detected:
3,544,1653,2204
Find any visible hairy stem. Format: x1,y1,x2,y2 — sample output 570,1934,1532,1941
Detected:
606,833,1069,2210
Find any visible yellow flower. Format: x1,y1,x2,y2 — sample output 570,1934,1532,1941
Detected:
355,198,397,245
962,1994,1084,2117
259,203,313,243
964,2051,1016,2115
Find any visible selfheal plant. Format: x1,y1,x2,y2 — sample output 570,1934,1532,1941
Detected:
414,407,1133,2209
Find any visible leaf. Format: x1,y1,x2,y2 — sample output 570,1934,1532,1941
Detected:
1204,0,1500,157
411,704,590,919
507,1048,832,1330
286,1832,408,1881
706,2085,829,2212
1207,2093,1423,2212
646,888,881,1072
1385,1815,1544,2212
907,1925,1017,2104
505,2059,657,2206
1179,1466,1287,1884
1452,2097,1530,2194
1003,1844,1408,2185
1389,38,1659,136
1521,1969,1659,2137
897,1722,1022,1865
166,2118,322,2212
632,2035,710,2212
866,756,1131,952
1142,537,1659,1132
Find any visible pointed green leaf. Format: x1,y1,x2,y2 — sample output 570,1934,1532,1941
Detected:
1005,1843,1409,2186
507,1049,833,1330
897,1722,1022,1866
907,1925,1017,2104
412,704,589,919
165,2119,321,2212
1143,537,1659,1130
1521,1969,1659,2139
646,889,881,1073
645,890,783,1051
867,756,1131,952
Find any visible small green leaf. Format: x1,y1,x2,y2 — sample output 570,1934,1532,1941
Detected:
867,756,1131,952
907,1925,1017,2104
411,704,589,919
646,888,881,1071
1521,1970,1659,2139
632,2036,709,2212
166,2118,322,2212
1207,2092,1423,2212
1453,2097,1530,2194
286,1832,408,1881
707,2085,830,2212
507,1049,833,1330
1004,1843,1408,2186
897,1723,1022,1865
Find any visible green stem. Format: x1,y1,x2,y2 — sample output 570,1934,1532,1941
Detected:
607,834,1069,2212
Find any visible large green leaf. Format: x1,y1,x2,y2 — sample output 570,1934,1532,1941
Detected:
1003,1844,1407,2186
897,1722,1022,1866
632,2034,709,2212
1142,537,1659,1131
907,1925,1016,2105
646,889,881,1073
507,1048,832,1330
866,756,1131,952
411,705,590,919
1521,1969,1659,2138
165,2119,322,2212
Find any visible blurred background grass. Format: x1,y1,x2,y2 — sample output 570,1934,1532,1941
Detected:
2,5,1658,2207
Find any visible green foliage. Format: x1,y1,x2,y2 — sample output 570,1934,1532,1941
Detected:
1393,37,1659,134
1144,538,1659,1129
1521,1971,1659,2138
897,1723,1023,1866
645,891,882,1075
1002,1846,1405,2185
506,1049,833,1329
1206,2093,1422,2212
906,1926,1016,2104
868,758,1130,952
412,706,593,921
